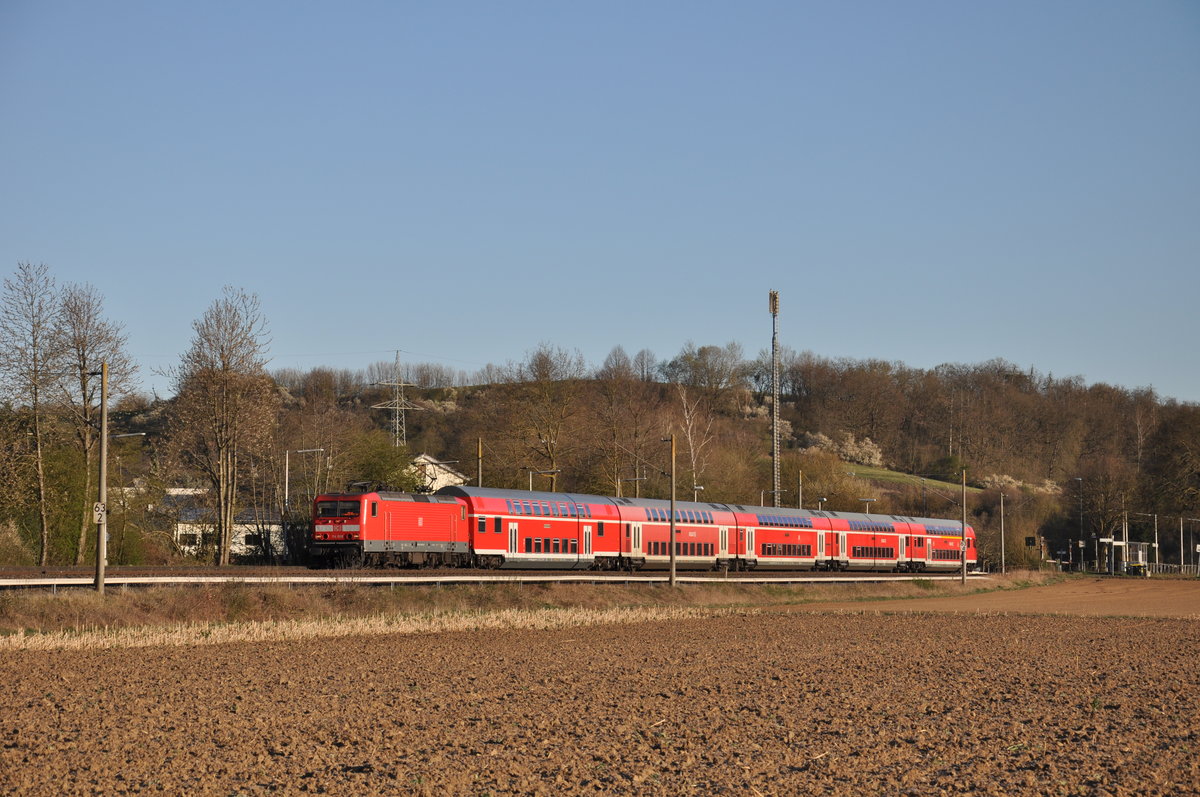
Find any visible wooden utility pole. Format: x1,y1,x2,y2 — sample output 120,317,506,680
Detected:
999,491,1006,575
960,469,967,585
668,434,677,587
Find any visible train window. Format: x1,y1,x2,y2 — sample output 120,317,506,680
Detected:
553,539,561,554
522,500,532,515
316,500,361,519
506,500,514,514
597,522,605,537
534,539,542,553
524,538,532,553
543,538,551,553
532,503,542,517
371,502,378,518
570,539,578,554
478,517,487,535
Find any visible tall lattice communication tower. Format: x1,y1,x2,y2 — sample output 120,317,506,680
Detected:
372,350,422,447
770,290,781,507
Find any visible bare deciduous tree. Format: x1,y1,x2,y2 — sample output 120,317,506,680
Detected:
57,282,136,564
167,287,277,565
0,263,64,565
508,343,587,492
592,346,665,494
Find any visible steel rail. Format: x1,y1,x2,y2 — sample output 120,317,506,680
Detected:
0,573,991,590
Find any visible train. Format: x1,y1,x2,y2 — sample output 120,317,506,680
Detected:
310,485,977,573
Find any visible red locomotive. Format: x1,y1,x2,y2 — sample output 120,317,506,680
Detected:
311,486,977,572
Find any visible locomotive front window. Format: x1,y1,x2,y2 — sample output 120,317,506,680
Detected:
316,500,361,518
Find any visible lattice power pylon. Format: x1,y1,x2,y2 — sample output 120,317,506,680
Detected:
372,351,422,447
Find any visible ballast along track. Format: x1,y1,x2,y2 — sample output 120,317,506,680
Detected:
0,566,988,590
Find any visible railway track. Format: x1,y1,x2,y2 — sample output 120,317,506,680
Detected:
0,565,989,590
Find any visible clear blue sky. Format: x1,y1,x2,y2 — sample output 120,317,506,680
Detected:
3,1,1198,401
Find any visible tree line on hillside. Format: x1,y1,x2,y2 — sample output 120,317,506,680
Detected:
2,264,1198,569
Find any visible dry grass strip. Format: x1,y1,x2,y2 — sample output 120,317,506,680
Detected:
0,604,755,652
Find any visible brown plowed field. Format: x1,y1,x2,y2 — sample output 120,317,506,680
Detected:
3,579,1198,795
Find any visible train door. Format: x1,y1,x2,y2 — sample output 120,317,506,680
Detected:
817,531,825,562
633,524,642,557
747,529,756,561
898,535,907,570
583,524,592,556
508,522,518,555
719,527,728,556
839,532,847,567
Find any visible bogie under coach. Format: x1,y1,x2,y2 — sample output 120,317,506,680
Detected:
310,486,977,572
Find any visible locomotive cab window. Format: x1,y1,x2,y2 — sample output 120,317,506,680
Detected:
371,502,378,518
316,500,360,518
